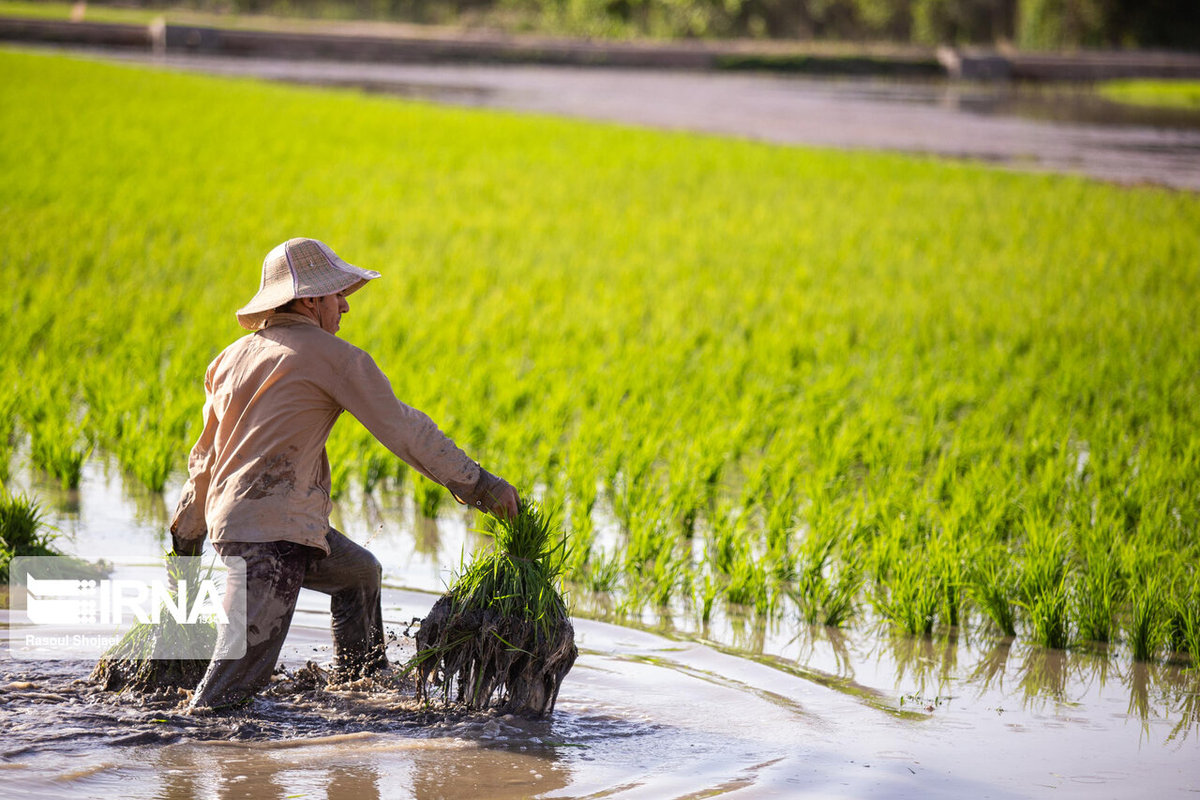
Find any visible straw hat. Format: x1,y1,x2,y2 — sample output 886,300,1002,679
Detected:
236,238,381,330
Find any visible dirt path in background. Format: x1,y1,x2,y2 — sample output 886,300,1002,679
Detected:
28,45,1200,190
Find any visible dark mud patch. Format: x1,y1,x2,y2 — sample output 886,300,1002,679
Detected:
416,595,577,717
0,658,541,760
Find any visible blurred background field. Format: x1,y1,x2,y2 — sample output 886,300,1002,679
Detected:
3,0,1200,48
1,46,1198,675
1099,78,1200,110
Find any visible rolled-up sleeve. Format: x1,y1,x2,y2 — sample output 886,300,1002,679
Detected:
328,346,482,500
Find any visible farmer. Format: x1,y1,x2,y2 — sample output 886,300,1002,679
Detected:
169,237,519,710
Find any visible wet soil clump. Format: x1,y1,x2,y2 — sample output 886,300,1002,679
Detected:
412,505,577,717
416,594,576,716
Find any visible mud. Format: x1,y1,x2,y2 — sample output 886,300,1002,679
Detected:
416,595,577,716
1,654,470,757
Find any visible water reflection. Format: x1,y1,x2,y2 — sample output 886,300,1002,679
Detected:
968,638,1013,693
141,738,571,800
409,746,570,800
413,514,441,558
328,765,382,800
151,744,376,800
885,629,959,700
1016,647,1069,705
603,595,1200,744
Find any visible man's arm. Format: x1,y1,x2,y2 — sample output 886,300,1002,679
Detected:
329,345,519,516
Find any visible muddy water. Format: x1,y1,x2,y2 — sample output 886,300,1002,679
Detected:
2,457,1199,798
17,44,1200,190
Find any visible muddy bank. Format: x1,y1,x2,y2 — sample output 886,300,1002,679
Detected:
0,657,493,757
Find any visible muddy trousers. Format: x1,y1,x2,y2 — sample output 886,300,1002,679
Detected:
190,528,386,710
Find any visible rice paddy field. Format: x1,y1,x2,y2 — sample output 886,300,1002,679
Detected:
1099,79,1200,110
2,45,1199,683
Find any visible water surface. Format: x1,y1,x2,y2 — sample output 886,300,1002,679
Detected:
1,457,1197,797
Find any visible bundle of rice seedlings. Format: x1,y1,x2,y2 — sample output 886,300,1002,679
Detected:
91,555,216,693
413,504,577,717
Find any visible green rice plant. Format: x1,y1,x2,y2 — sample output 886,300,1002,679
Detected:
1165,576,1200,663
359,446,392,494
791,562,862,629
1074,536,1125,644
1015,511,1074,647
649,552,690,608
413,504,576,716
0,491,51,553
1099,80,1200,111
1018,511,1070,606
874,557,941,637
706,504,751,577
0,491,58,581
413,476,445,519
560,522,593,584
969,552,1018,637
1027,577,1072,650
29,423,89,490
91,554,217,692
1127,576,1170,663
931,533,965,629
582,550,622,593
118,428,177,493
698,572,718,625
790,519,861,628
725,558,770,616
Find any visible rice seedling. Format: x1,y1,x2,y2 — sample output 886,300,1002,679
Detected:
29,423,89,490
792,562,862,629
1127,577,1170,663
725,558,770,615
1165,576,1200,664
697,571,719,625
1027,577,1072,650
582,551,622,593
0,491,56,581
875,557,941,637
970,555,1018,637
1073,534,1125,645
412,504,576,716
0,491,50,552
91,555,218,692
412,477,446,519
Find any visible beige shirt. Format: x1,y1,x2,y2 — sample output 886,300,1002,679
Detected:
170,313,484,554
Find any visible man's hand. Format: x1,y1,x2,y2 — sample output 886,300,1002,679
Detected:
457,468,521,519
470,469,520,519
171,531,203,558
487,478,520,520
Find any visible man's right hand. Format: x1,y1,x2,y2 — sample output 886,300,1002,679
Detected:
487,478,520,520
472,469,520,519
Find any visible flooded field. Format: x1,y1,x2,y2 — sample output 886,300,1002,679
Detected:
19,44,1200,190
2,458,1197,798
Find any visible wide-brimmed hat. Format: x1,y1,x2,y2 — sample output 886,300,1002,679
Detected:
236,238,381,330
